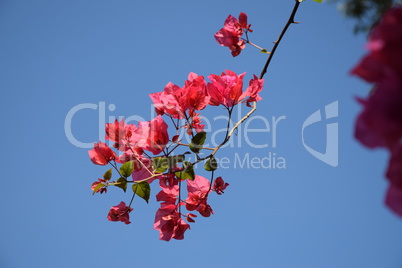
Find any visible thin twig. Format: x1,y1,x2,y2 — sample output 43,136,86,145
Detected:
192,0,302,164
260,0,301,79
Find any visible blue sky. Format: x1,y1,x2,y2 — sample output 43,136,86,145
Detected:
1,0,402,267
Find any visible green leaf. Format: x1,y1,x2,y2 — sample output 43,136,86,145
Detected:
299,0,322,4
204,157,218,171
152,155,186,174
175,161,195,180
92,183,105,195
115,177,127,192
152,157,168,173
260,49,270,54
103,168,112,181
132,181,151,203
167,154,185,168
189,131,207,154
120,161,134,178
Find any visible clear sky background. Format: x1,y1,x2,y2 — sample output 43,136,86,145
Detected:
1,0,402,267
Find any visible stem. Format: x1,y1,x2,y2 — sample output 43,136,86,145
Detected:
166,143,181,156
210,102,256,157
110,161,123,177
259,0,301,79
224,106,234,140
132,173,161,183
178,179,182,215
245,40,268,52
216,0,302,151
126,144,154,176
183,111,195,139
128,192,136,207
190,1,302,166
207,170,214,196
168,115,179,130
172,141,215,151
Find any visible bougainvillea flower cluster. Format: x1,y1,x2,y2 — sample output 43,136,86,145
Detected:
85,1,328,241
84,0,333,241
88,68,261,240
149,70,263,135
149,73,210,119
214,12,252,57
351,7,402,216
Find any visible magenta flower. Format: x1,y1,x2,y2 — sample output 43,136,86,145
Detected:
184,112,204,135
107,202,133,224
105,119,144,153
149,72,210,119
149,83,185,118
212,176,229,195
385,185,402,217
185,175,214,217
88,142,116,166
352,7,402,150
154,204,190,241
155,177,179,205
137,116,169,155
91,178,108,194
240,74,264,107
238,12,252,32
214,12,251,57
354,82,402,149
385,144,402,216
351,6,402,216
183,72,210,111
207,70,245,107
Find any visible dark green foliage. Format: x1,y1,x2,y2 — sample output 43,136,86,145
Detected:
330,0,401,33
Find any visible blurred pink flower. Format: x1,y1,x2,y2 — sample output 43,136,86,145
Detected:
385,144,402,216
352,6,402,216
